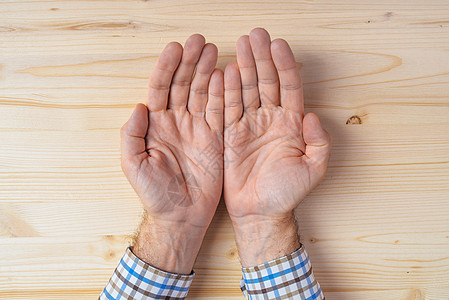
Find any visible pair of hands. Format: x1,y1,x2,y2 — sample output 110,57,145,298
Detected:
120,28,331,274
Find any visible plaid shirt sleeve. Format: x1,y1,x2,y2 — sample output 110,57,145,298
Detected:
240,245,324,300
99,248,194,299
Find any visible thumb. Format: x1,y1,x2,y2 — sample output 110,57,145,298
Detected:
303,112,332,182
120,103,149,172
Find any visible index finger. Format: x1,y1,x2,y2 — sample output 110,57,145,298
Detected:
271,38,304,115
147,42,183,111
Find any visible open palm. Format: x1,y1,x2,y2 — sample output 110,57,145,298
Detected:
223,29,331,221
121,35,223,229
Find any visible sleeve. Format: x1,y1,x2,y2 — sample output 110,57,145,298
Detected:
99,248,194,300
240,245,324,300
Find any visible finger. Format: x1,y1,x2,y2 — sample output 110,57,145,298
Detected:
147,42,182,111
303,113,332,183
168,34,206,109
188,43,218,116
206,69,224,132
120,103,149,172
224,62,243,127
271,38,304,115
236,35,260,110
249,28,279,107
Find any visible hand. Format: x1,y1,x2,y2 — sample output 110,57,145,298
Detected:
223,28,331,266
120,34,224,274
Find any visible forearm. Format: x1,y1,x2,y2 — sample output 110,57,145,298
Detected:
233,213,324,300
133,215,207,274
231,212,300,267
100,214,205,299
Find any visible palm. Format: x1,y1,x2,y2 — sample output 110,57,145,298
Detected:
137,111,222,224
223,29,331,220
121,35,224,228
225,108,311,217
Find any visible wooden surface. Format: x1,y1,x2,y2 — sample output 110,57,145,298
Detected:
1,0,449,299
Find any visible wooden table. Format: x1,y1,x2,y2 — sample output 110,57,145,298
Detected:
1,0,448,299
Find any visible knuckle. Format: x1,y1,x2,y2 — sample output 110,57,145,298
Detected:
226,101,242,108
120,125,127,136
207,107,223,115
172,78,191,87
280,83,302,90
209,91,223,98
191,87,208,95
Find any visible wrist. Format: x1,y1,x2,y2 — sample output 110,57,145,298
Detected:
132,215,207,274
231,213,300,267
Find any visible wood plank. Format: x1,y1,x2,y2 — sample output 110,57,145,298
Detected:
1,0,449,298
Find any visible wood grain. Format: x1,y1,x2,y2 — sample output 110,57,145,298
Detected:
1,0,449,299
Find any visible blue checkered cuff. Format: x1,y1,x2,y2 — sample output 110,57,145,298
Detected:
240,246,324,299
99,247,194,299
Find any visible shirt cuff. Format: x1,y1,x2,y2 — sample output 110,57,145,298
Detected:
99,247,194,299
240,245,324,300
